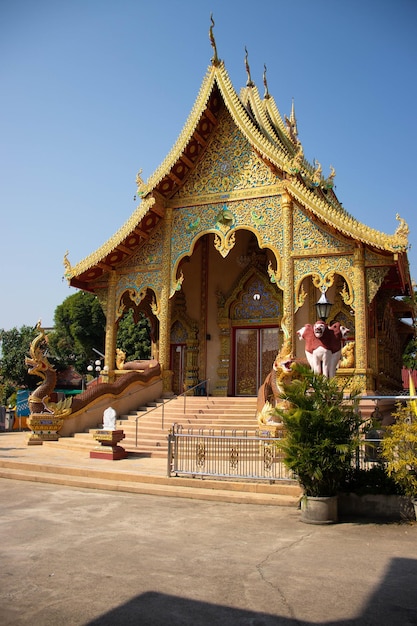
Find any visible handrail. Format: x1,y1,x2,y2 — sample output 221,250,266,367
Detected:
135,379,210,447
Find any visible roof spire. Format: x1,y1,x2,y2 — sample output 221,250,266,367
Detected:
263,64,270,99
209,14,220,66
244,47,254,87
285,98,298,143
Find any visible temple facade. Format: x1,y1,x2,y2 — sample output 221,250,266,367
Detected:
65,41,414,397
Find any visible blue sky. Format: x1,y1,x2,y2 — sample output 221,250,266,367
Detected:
1,0,416,331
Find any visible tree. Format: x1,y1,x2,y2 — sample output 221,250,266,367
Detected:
48,291,106,374
403,338,417,371
0,325,38,404
48,293,151,375
402,287,417,371
117,308,151,360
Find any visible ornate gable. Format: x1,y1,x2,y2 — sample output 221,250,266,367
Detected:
292,203,351,255
173,108,278,202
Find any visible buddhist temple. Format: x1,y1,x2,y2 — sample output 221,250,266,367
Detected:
64,24,415,398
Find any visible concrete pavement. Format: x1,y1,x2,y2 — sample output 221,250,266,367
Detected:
0,477,416,625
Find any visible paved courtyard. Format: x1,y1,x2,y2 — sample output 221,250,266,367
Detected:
1,478,417,625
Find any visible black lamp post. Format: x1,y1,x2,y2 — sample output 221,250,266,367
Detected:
315,290,333,322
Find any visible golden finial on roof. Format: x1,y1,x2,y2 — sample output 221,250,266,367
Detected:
135,168,147,197
209,14,220,66
263,64,270,99
395,213,409,237
289,141,304,174
285,98,298,143
312,159,322,186
63,250,72,282
324,165,336,189
136,169,144,186
244,47,254,87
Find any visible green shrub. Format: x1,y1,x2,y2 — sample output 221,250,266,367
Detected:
341,465,404,495
381,403,417,498
273,364,361,497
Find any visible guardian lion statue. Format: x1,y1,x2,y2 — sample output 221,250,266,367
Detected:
297,320,350,378
256,345,300,428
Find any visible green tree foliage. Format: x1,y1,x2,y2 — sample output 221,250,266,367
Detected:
403,336,417,371
274,364,361,496
0,295,152,405
402,287,417,370
116,308,151,361
48,291,106,374
381,403,417,497
0,325,38,404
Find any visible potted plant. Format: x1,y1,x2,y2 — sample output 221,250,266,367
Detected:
273,364,361,524
381,402,417,520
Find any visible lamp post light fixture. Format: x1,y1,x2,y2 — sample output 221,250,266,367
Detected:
315,290,333,322
87,359,102,383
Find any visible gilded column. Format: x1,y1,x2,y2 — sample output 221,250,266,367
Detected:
104,270,118,382
353,245,369,388
281,191,294,354
159,207,173,393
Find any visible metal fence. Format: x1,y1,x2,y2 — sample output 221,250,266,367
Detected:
167,425,386,481
168,424,294,481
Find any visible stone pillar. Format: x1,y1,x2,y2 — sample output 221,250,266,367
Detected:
281,191,294,353
104,270,118,382
159,207,174,394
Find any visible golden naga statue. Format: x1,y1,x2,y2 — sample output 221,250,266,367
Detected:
115,348,160,374
25,322,72,417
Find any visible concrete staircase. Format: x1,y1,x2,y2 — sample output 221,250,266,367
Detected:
44,396,260,458
0,398,302,506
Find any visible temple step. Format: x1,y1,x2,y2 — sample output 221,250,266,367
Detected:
55,396,260,458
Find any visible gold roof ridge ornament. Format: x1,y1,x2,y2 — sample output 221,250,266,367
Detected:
284,98,298,144
63,250,72,284
244,47,254,87
209,14,220,66
263,64,270,99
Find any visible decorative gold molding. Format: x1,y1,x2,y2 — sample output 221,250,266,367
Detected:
168,184,284,209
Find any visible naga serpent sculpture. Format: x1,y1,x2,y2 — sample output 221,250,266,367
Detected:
25,325,162,420
25,321,58,415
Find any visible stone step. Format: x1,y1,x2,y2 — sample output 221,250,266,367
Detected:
0,459,300,506
56,396,260,457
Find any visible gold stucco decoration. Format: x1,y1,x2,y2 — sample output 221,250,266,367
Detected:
366,267,389,304
214,231,236,257
340,282,354,307
170,270,184,298
312,270,335,291
151,296,160,320
295,283,307,311
267,260,281,285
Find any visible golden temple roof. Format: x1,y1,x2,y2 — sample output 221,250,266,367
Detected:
65,50,410,289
